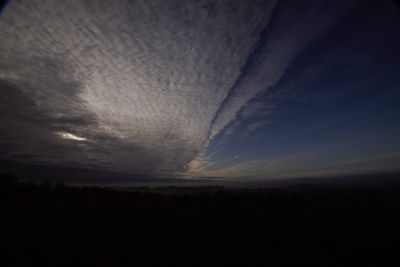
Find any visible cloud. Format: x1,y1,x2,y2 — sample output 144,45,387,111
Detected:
0,0,361,180
245,121,269,133
240,101,274,120
205,0,360,142
57,132,87,141
200,151,400,181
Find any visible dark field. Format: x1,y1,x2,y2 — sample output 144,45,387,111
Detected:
1,174,400,266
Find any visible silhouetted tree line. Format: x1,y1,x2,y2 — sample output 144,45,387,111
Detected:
1,172,400,266
2,172,400,207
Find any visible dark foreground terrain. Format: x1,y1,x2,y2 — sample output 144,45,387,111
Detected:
1,174,400,266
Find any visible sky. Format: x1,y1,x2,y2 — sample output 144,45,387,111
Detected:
0,0,399,185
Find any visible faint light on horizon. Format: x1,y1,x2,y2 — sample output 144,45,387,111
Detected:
57,132,87,141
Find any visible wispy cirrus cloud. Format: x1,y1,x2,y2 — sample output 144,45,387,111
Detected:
0,0,362,180
199,146,400,182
